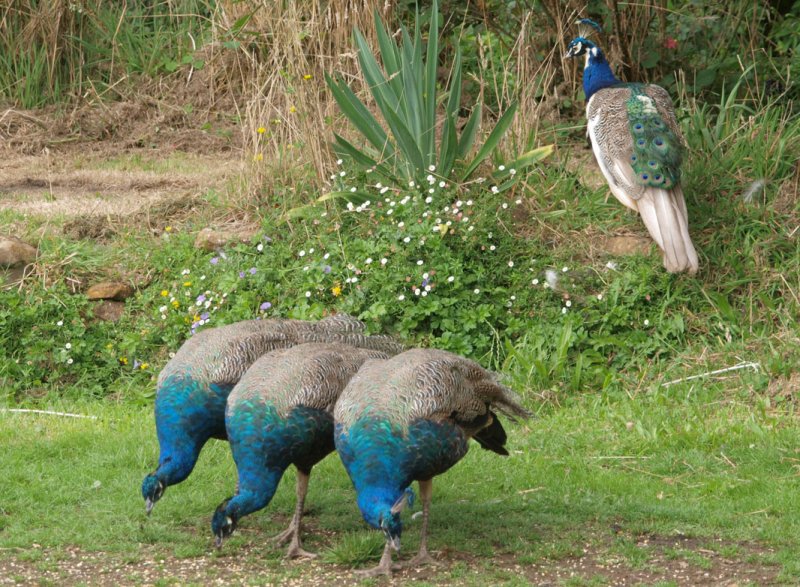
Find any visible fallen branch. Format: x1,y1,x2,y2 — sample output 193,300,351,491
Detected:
1,408,97,420
661,361,761,388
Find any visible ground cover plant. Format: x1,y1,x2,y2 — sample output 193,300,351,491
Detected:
1,0,800,584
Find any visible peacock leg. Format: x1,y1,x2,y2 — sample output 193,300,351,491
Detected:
355,542,394,577
274,470,317,559
394,478,436,569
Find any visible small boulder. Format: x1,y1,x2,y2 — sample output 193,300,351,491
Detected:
92,300,126,322
0,236,37,268
194,226,259,252
87,281,134,301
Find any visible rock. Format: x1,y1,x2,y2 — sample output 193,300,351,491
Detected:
601,235,652,256
92,300,126,322
194,227,258,252
0,236,37,267
86,281,134,301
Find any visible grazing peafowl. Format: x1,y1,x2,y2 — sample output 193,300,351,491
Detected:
334,348,530,577
141,315,403,514
211,343,390,557
565,21,699,274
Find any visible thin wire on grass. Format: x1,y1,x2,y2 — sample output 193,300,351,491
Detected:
661,361,761,388
1,408,98,420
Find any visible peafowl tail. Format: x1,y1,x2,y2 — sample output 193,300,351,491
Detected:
637,186,699,275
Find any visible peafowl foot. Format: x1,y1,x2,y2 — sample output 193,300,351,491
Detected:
392,550,436,570
273,525,295,545
285,543,318,560
355,543,394,578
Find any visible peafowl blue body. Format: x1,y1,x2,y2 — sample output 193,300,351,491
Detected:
565,33,699,274
211,342,390,557
141,315,403,514
334,348,530,576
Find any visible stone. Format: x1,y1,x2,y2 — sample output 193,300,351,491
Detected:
602,235,652,256
86,281,135,301
0,236,37,267
92,300,126,322
194,226,258,252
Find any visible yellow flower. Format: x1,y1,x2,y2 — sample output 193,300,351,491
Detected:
140,362,149,370
183,281,192,287
105,343,113,350
303,74,313,80
254,153,264,161
331,284,342,297
193,314,201,322
257,126,266,134
165,226,172,232
119,357,128,365
289,105,297,114
171,300,180,309
160,290,169,297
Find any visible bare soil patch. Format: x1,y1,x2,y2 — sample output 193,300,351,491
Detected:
0,532,780,586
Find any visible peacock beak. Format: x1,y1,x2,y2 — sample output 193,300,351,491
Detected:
214,535,223,549
145,498,154,515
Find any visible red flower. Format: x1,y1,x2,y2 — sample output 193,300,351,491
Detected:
663,37,678,50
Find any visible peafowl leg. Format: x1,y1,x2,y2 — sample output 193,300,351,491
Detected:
274,470,317,559
355,542,394,578
394,479,436,569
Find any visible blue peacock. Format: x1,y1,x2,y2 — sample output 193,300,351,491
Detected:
565,20,699,274
333,348,530,576
211,342,390,557
141,315,403,514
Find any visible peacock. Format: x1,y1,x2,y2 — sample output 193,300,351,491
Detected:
333,348,530,576
211,342,390,557
565,20,699,274
141,315,403,514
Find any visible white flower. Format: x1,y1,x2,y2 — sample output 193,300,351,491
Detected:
380,186,389,194
508,261,514,267
532,279,539,285
424,285,431,292
429,188,435,194
330,174,336,180
336,158,343,165
398,222,405,228
403,236,411,243
67,358,73,365
428,164,436,171
309,248,315,254
466,199,473,206
409,181,416,187
323,253,330,260
257,243,264,252
299,250,306,257
562,307,567,314
566,300,572,307
416,260,424,265
365,258,373,264
474,288,480,294
597,293,603,300
387,209,393,215
562,266,569,272
438,181,446,188
498,164,506,171
491,186,499,194
376,182,383,189
515,199,522,204
356,206,363,212
509,168,517,175
381,258,388,265
305,291,311,298
421,291,428,297
545,270,558,289
65,343,72,350
398,294,405,300
339,171,346,177
606,261,618,270
422,272,429,279
489,245,496,251
414,288,421,296
350,187,357,193
510,295,516,301
502,203,508,209
467,226,474,231
200,275,206,281
425,196,433,204
351,277,359,283
447,276,455,282
159,305,167,313
644,319,650,326
427,174,435,183
56,320,63,326
182,269,190,275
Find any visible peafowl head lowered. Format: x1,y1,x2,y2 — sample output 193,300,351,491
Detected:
211,498,239,548
357,486,414,551
141,474,165,515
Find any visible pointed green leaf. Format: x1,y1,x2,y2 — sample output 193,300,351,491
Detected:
461,101,518,179
457,103,481,159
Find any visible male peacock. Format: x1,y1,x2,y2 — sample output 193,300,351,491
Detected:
212,342,390,557
565,21,699,274
334,348,530,576
141,315,403,514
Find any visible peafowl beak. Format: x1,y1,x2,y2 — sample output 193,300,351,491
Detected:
214,534,224,549
145,498,154,515
388,533,401,552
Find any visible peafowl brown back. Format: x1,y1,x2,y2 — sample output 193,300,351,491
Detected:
212,342,390,557
334,348,530,576
141,315,403,514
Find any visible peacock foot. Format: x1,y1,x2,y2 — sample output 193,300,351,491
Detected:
273,525,296,545
354,563,392,578
285,542,318,560
392,550,436,570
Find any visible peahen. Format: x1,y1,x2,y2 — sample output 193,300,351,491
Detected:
565,22,699,274
211,342,390,557
333,348,530,576
141,315,403,514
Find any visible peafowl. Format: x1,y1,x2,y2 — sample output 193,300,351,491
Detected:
211,342,390,557
141,315,403,514
333,348,530,577
565,22,699,274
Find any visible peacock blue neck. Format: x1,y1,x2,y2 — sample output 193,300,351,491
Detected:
583,47,621,101
225,468,284,519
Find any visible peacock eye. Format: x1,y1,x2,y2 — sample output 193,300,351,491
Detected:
641,173,649,180
654,138,664,146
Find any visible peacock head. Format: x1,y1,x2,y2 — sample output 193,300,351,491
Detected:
211,498,239,548
564,37,599,60
358,486,414,551
141,474,165,515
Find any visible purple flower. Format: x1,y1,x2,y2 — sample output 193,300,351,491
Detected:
421,278,429,287
249,267,257,275
133,359,142,369
239,271,246,278
260,301,272,311
200,312,210,320
323,265,332,274
210,257,219,265
196,294,206,304
263,236,273,243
